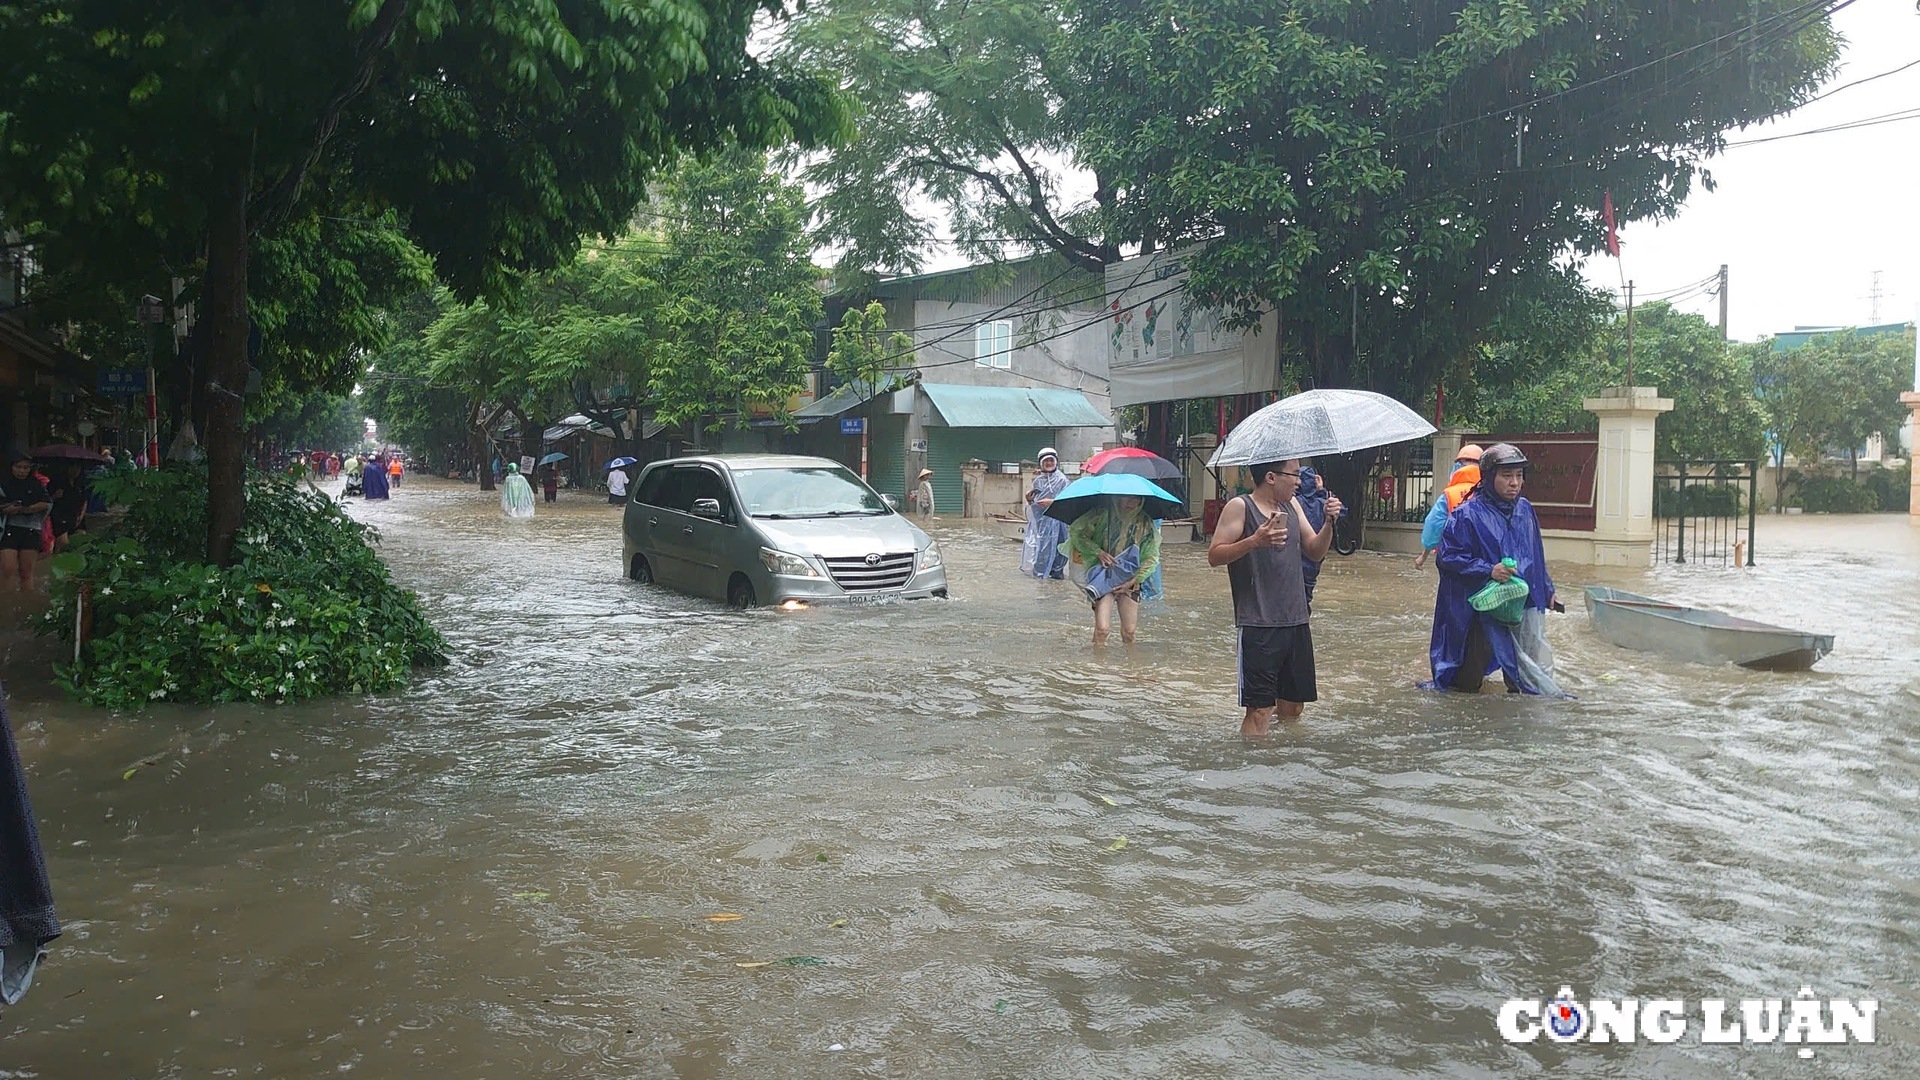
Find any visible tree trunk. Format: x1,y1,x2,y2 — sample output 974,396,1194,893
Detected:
1848,448,1858,480
473,427,495,490
519,410,541,472
202,161,252,567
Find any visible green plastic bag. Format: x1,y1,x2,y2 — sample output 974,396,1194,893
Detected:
1469,558,1529,626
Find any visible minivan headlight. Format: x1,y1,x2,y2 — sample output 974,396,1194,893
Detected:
760,547,821,578
918,541,943,571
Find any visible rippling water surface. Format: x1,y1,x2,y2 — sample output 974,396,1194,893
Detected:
3,478,1915,1077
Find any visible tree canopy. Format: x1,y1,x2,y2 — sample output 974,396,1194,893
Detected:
1754,327,1916,478
786,0,1839,410
1461,302,1768,461
0,0,845,563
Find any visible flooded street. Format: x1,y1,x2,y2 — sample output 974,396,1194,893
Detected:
4,477,1917,1077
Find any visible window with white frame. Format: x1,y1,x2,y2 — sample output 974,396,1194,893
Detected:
974,320,1013,368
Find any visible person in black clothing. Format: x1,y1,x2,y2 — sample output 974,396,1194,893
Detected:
46,465,89,552
0,455,51,592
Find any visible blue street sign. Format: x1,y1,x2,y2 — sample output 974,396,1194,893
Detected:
97,368,146,395
840,417,866,435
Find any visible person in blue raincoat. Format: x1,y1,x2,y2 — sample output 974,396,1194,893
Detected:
1423,444,1559,694
1296,465,1329,604
361,454,391,501
1020,448,1072,579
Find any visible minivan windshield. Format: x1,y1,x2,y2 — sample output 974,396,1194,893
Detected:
733,466,890,518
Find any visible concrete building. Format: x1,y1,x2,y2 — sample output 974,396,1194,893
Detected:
788,256,1118,510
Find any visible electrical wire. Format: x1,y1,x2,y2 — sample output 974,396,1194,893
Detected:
1721,105,1920,146
1797,57,1920,108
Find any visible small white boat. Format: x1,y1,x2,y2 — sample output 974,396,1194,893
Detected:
990,512,1028,541
1583,586,1835,671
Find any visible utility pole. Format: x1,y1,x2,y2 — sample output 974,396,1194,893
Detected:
1717,264,1729,340
1868,270,1884,323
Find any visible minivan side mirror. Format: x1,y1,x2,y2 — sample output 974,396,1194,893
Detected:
691,497,724,520
880,493,899,509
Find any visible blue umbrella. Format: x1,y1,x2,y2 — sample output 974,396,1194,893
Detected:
538,452,568,465
605,456,638,470
1043,473,1185,525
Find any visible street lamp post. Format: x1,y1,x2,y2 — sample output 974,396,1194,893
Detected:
137,294,166,466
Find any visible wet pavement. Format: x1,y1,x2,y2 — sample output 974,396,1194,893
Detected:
2,477,1916,1077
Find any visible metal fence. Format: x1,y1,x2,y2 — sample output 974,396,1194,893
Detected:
1653,460,1759,566
1363,464,1436,524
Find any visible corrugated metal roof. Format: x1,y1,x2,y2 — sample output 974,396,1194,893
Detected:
920,383,1110,429
793,381,879,418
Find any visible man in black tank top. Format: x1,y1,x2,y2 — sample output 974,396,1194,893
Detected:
1207,459,1343,736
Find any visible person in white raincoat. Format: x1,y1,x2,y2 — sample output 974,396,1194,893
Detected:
1020,448,1071,578
500,462,536,518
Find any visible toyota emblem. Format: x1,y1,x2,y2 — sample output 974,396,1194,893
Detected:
864,552,883,565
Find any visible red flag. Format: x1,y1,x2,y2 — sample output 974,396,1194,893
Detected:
1601,191,1621,257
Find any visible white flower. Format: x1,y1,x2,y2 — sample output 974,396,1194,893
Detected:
99,586,113,597
280,618,296,628
294,659,306,670
148,689,166,700
276,643,288,654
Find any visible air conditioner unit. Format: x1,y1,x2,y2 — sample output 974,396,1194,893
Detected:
909,439,927,453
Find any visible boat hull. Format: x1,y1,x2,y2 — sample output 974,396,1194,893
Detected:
1583,586,1834,671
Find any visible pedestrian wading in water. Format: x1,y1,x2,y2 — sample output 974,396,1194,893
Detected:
1064,493,1160,645
1207,459,1343,736
0,454,52,592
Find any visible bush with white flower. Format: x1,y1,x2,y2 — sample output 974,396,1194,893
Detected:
41,464,446,711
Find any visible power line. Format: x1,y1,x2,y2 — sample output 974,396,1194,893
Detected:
1798,57,1920,108
1721,104,1920,146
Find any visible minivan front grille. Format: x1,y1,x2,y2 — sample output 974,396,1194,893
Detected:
821,551,916,592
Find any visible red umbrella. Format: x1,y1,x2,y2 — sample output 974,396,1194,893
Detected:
1083,446,1182,482
30,444,111,463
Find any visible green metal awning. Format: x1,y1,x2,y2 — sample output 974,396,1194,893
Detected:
920,382,1110,428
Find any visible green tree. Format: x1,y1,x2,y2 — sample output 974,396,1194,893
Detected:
777,0,1111,276
1825,328,1915,478
788,0,1835,404
251,390,367,455
1756,328,1916,489
521,241,662,452
825,300,916,392
645,149,824,430
357,291,473,471
0,0,843,565
1461,303,1766,461
1067,0,1837,407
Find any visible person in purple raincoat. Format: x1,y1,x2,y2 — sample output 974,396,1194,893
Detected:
1423,444,1560,694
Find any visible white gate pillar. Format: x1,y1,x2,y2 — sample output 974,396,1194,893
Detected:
1583,386,1674,567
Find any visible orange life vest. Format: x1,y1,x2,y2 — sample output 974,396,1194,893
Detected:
1442,464,1480,511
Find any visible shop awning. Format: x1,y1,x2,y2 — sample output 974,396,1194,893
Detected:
543,418,591,441
793,381,882,420
920,382,1109,428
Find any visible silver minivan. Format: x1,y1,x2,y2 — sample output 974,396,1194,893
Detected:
621,454,948,608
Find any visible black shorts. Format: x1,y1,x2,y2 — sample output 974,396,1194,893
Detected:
1,526,43,552
1238,624,1316,708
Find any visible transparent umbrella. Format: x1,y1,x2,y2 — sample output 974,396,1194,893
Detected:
1207,389,1435,466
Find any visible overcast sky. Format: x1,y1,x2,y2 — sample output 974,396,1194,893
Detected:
904,2,1918,347
1591,0,1920,342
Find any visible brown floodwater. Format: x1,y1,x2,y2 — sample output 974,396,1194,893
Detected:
2,478,1916,1078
